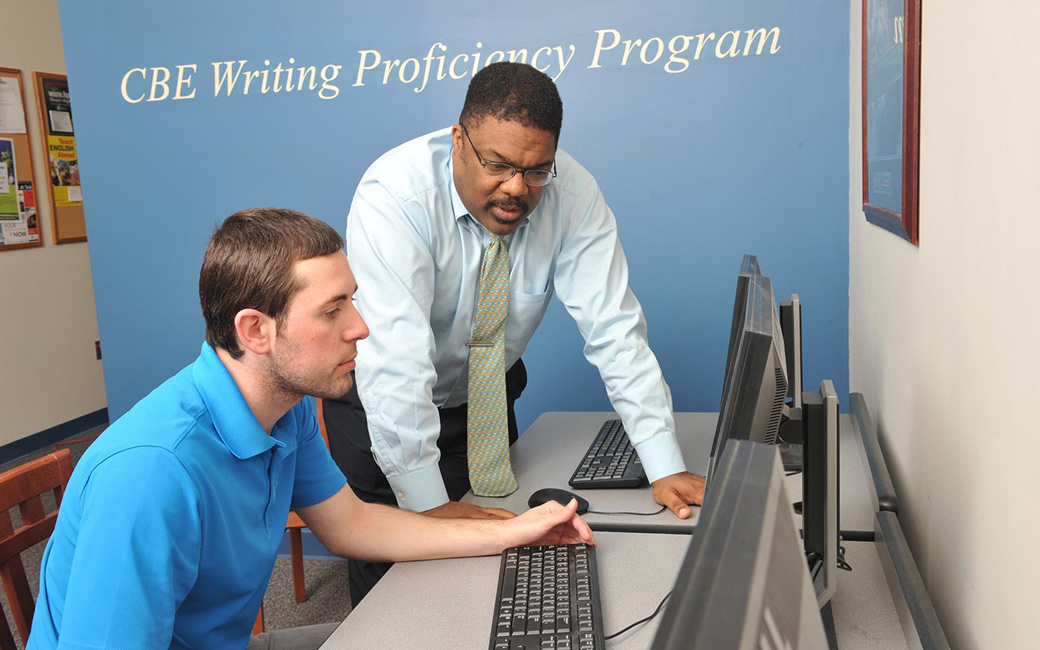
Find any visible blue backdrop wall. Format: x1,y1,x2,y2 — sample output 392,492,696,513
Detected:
58,1,849,428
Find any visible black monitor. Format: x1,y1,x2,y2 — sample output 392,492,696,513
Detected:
707,273,788,485
720,254,762,406
779,294,803,410
802,379,840,607
650,440,828,650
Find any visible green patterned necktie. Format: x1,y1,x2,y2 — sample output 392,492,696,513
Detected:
467,233,518,497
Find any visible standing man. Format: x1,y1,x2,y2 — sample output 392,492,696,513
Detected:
325,62,705,605
28,209,593,650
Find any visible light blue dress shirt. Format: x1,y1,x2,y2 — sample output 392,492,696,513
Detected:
347,127,686,512
28,344,346,650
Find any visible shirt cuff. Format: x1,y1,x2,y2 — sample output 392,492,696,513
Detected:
386,464,451,512
634,433,688,484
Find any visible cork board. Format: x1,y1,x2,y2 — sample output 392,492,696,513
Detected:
34,71,86,244
0,67,42,251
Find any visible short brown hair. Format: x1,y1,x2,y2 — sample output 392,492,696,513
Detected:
200,208,343,358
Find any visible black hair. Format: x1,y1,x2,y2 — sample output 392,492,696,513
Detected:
459,62,563,142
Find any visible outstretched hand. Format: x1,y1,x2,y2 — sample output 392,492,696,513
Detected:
651,471,706,519
502,499,596,549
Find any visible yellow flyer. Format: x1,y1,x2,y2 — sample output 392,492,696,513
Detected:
48,134,82,206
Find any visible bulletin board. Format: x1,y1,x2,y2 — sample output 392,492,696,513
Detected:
0,67,43,251
34,71,86,244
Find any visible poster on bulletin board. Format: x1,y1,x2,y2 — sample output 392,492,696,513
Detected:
34,71,87,243
0,67,42,251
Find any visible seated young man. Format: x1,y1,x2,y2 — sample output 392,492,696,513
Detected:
27,208,593,650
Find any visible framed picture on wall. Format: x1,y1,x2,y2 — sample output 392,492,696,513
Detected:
862,0,921,245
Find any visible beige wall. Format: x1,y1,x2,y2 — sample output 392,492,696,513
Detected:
0,0,106,445
849,2,1040,648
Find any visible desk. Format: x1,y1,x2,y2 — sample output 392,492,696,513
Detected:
831,541,910,650
464,412,876,536
320,532,909,650
466,412,711,533
321,532,688,650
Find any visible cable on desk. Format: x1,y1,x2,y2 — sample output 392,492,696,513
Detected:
586,505,668,517
837,544,853,572
604,590,672,640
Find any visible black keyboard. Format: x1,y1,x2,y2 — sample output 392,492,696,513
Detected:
568,419,646,489
489,544,605,650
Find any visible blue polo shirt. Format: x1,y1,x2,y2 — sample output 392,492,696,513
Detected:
28,344,347,650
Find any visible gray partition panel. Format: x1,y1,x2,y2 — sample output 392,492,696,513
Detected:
875,512,952,650
320,531,691,650
850,393,899,514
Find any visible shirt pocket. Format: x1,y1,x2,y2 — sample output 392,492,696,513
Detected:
506,288,552,354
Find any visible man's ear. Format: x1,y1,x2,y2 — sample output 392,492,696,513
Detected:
451,123,464,159
233,308,276,355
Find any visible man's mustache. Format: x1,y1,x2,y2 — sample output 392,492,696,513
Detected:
485,198,529,212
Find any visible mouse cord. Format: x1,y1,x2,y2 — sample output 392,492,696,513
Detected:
586,505,668,516
604,590,673,640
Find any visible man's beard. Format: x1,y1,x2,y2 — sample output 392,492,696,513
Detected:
266,343,353,401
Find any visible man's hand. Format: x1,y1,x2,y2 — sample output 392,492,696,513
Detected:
422,500,516,520
651,471,706,519
501,499,596,549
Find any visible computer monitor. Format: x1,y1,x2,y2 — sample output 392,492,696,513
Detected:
649,440,828,650
707,273,788,485
802,379,840,607
779,293,803,410
727,254,803,414
720,254,762,405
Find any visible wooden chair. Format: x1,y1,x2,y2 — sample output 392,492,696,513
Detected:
253,605,265,636
251,395,332,632
284,397,332,602
0,449,73,650
254,397,333,633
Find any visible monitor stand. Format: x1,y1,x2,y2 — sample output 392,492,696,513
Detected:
778,405,804,471
779,442,803,472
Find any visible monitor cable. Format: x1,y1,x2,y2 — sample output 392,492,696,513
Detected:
604,590,672,640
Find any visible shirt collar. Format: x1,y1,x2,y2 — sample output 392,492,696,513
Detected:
192,342,283,460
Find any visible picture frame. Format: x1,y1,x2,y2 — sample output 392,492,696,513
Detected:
861,0,921,245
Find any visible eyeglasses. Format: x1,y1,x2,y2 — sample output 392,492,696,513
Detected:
460,122,557,187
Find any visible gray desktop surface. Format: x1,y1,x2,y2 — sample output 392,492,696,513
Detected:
464,412,713,533
832,540,911,650
320,531,689,650
319,532,909,650
463,411,874,535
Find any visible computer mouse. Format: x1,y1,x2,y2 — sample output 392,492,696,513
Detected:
527,488,590,515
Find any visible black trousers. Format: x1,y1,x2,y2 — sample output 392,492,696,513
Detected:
324,359,527,606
